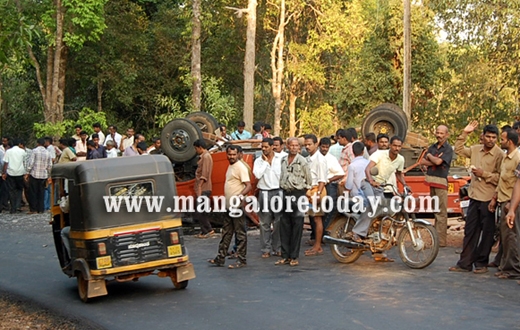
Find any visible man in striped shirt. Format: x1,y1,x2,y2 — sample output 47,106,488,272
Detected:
25,138,52,214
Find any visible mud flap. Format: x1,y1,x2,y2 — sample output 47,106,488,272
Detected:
87,279,108,299
176,263,196,282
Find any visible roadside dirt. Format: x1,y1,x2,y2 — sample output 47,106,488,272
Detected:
0,295,80,330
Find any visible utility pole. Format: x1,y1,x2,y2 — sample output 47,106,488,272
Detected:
403,0,411,125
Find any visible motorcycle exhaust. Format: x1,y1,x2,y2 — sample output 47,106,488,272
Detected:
322,235,368,249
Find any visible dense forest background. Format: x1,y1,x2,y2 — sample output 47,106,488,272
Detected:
0,0,519,142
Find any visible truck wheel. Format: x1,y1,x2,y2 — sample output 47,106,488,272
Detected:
186,112,218,134
161,118,203,163
186,112,218,147
361,103,408,141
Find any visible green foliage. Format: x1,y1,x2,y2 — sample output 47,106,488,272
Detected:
33,107,107,137
297,104,338,138
200,76,239,127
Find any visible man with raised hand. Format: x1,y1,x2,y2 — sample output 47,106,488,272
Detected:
450,121,503,274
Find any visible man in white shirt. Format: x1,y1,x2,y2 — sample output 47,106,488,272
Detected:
91,123,105,145
106,141,118,158
319,137,345,231
75,131,89,161
253,138,283,258
120,128,135,153
104,125,122,150
303,134,328,256
2,139,27,213
345,142,371,240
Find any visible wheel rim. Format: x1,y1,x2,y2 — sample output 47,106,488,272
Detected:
400,226,436,264
167,129,192,152
373,121,395,136
332,218,358,259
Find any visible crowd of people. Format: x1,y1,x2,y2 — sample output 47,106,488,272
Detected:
205,121,413,268
205,119,520,284
0,123,162,214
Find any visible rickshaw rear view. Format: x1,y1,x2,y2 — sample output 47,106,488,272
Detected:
50,155,195,302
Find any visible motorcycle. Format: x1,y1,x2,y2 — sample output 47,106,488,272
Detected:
323,184,439,269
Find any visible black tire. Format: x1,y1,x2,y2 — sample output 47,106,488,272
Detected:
397,222,439,269
186,112,218,134
77,272,89,303
161,118,203,163
361,103,408,141
328,215,364,264
170,273,189,290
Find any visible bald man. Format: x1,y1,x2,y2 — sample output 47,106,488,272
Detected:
420,125,453,247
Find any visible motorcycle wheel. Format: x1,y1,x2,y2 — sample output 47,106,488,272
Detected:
397,222,439,269
328,215,363,264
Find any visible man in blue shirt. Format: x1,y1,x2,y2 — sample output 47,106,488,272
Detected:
231,121,252,140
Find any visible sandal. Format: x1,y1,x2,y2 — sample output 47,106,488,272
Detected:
304,249,323,257
227,251,237,259
228,261,246,269
262,252,271,258
374,256,394,262
207,258,224,267
275,258,290,265
290,259,299,267
195,233,207,239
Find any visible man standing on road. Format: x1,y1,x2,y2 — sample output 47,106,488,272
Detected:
2,139,27,213
25,138,52,214
488,129,520,278
208,145,252,269
277,137,312,266
193,139,215,239
303,134,328,257
450,121,503,274
319,137,345,231
420,125,453,247
254,138,283,258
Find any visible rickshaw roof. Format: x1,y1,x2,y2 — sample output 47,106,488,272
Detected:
51,155,174,184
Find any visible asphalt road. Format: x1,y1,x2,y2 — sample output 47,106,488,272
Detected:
1,213,519,330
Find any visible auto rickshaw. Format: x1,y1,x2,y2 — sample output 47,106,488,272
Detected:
50,155,195,302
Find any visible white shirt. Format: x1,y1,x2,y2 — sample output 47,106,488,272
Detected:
3,146,27,176
345,156,369,198
90,131,106,145
275,150,288,158
369,150,405,192
253,153,282,190
75,139,88,161
323,152,345,181
104,133,122,148
106,148,118,158
307,151,328,186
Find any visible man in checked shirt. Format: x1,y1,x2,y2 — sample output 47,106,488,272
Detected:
25,138,52,214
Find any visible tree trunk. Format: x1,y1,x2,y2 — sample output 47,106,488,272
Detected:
191,0,202,112
289,89,297,137
97,78,103,112
403,0,412,126
57,46,67,122
271,0,285,137
243,0,257,130
50,0,65,123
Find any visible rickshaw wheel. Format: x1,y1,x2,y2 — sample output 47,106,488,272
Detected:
170,274,189,290
77,273,89,302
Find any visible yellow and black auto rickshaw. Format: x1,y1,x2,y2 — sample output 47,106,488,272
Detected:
50,155,195,302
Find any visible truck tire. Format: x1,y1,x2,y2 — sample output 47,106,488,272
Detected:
361,103,408,141
161,118,203,163
186,112,218,134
